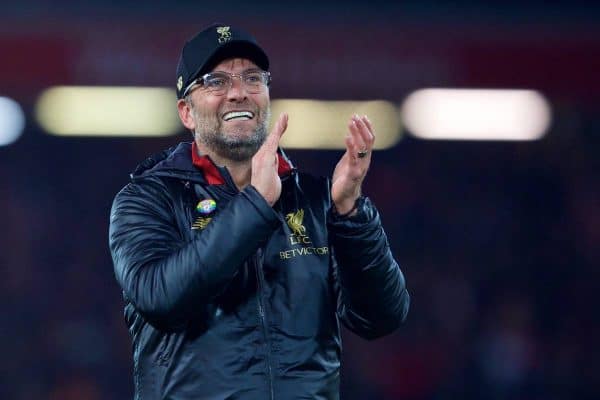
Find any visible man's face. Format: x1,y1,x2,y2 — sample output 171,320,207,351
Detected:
184,58,271,162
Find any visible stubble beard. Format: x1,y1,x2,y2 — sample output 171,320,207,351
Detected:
192,105,271,162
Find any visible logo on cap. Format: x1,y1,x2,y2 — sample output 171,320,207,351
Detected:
216,26,232,44
177,76,183,91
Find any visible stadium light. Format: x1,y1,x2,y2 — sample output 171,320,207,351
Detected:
271,99,402,149
401,89,551,141
0,96,25,146
35,86,180,136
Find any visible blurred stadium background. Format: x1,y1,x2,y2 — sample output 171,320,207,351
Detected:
1,1,598,399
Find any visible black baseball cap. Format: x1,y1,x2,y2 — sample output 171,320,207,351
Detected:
175,23,270,99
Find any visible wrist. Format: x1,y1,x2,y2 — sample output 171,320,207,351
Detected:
332,195,362,218
333,189,361,214
334,198,355,214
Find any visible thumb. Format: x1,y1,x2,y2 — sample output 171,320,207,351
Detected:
265,113,288,151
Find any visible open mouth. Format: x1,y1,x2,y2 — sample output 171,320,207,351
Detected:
222,111,255,121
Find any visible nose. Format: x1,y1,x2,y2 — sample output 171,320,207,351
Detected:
225,75,248,102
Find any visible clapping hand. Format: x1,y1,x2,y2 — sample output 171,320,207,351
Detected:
251,113,288,206
331,115,375,215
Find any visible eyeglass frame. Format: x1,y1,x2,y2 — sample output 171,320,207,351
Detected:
182,69,271,98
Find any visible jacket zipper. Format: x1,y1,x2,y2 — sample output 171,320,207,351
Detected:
220,163,277,398
254,249,274,400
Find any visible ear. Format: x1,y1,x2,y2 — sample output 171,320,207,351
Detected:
177,99,196,131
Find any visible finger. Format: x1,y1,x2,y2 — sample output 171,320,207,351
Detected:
362,115,376,141
265,113,288,152
354,115,374,149
349,116,367,152
344,130,359,163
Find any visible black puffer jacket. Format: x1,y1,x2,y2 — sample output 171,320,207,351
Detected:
109,142,410,400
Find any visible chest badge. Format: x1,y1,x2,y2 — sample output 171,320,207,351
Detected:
192,199,217,230
285,209,306,236
285,209,311,245
197,199,217,214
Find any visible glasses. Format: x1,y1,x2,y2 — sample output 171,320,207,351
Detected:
183,69,271,97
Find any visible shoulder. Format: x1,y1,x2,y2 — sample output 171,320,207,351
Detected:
111,175,188,219
114,175,172,202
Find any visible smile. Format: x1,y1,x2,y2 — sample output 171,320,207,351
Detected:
222,111,255,121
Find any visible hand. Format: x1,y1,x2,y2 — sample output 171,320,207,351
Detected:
251,113,288,206
331,114,375,214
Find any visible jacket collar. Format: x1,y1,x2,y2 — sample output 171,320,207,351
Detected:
130,142,294,185
192,142,294,186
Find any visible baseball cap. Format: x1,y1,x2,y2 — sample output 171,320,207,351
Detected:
175,23,270,99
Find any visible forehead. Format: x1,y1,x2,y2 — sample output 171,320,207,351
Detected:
210,58,259,73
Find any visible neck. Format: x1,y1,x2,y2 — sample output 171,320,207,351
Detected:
195,141,252,190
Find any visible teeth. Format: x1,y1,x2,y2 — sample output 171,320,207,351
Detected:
223,111,254,121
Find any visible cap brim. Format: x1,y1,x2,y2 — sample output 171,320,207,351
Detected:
193,40,269,81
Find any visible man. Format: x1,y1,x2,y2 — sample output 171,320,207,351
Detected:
109,23,409,400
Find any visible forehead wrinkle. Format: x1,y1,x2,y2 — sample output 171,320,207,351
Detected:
212,58,257,73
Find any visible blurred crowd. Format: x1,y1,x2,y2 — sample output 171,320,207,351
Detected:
1,110,597,399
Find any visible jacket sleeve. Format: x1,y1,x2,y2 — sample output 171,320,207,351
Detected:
109,177,280,327
328,196,410,340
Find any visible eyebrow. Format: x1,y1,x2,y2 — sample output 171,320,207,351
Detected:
210,67,262,75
